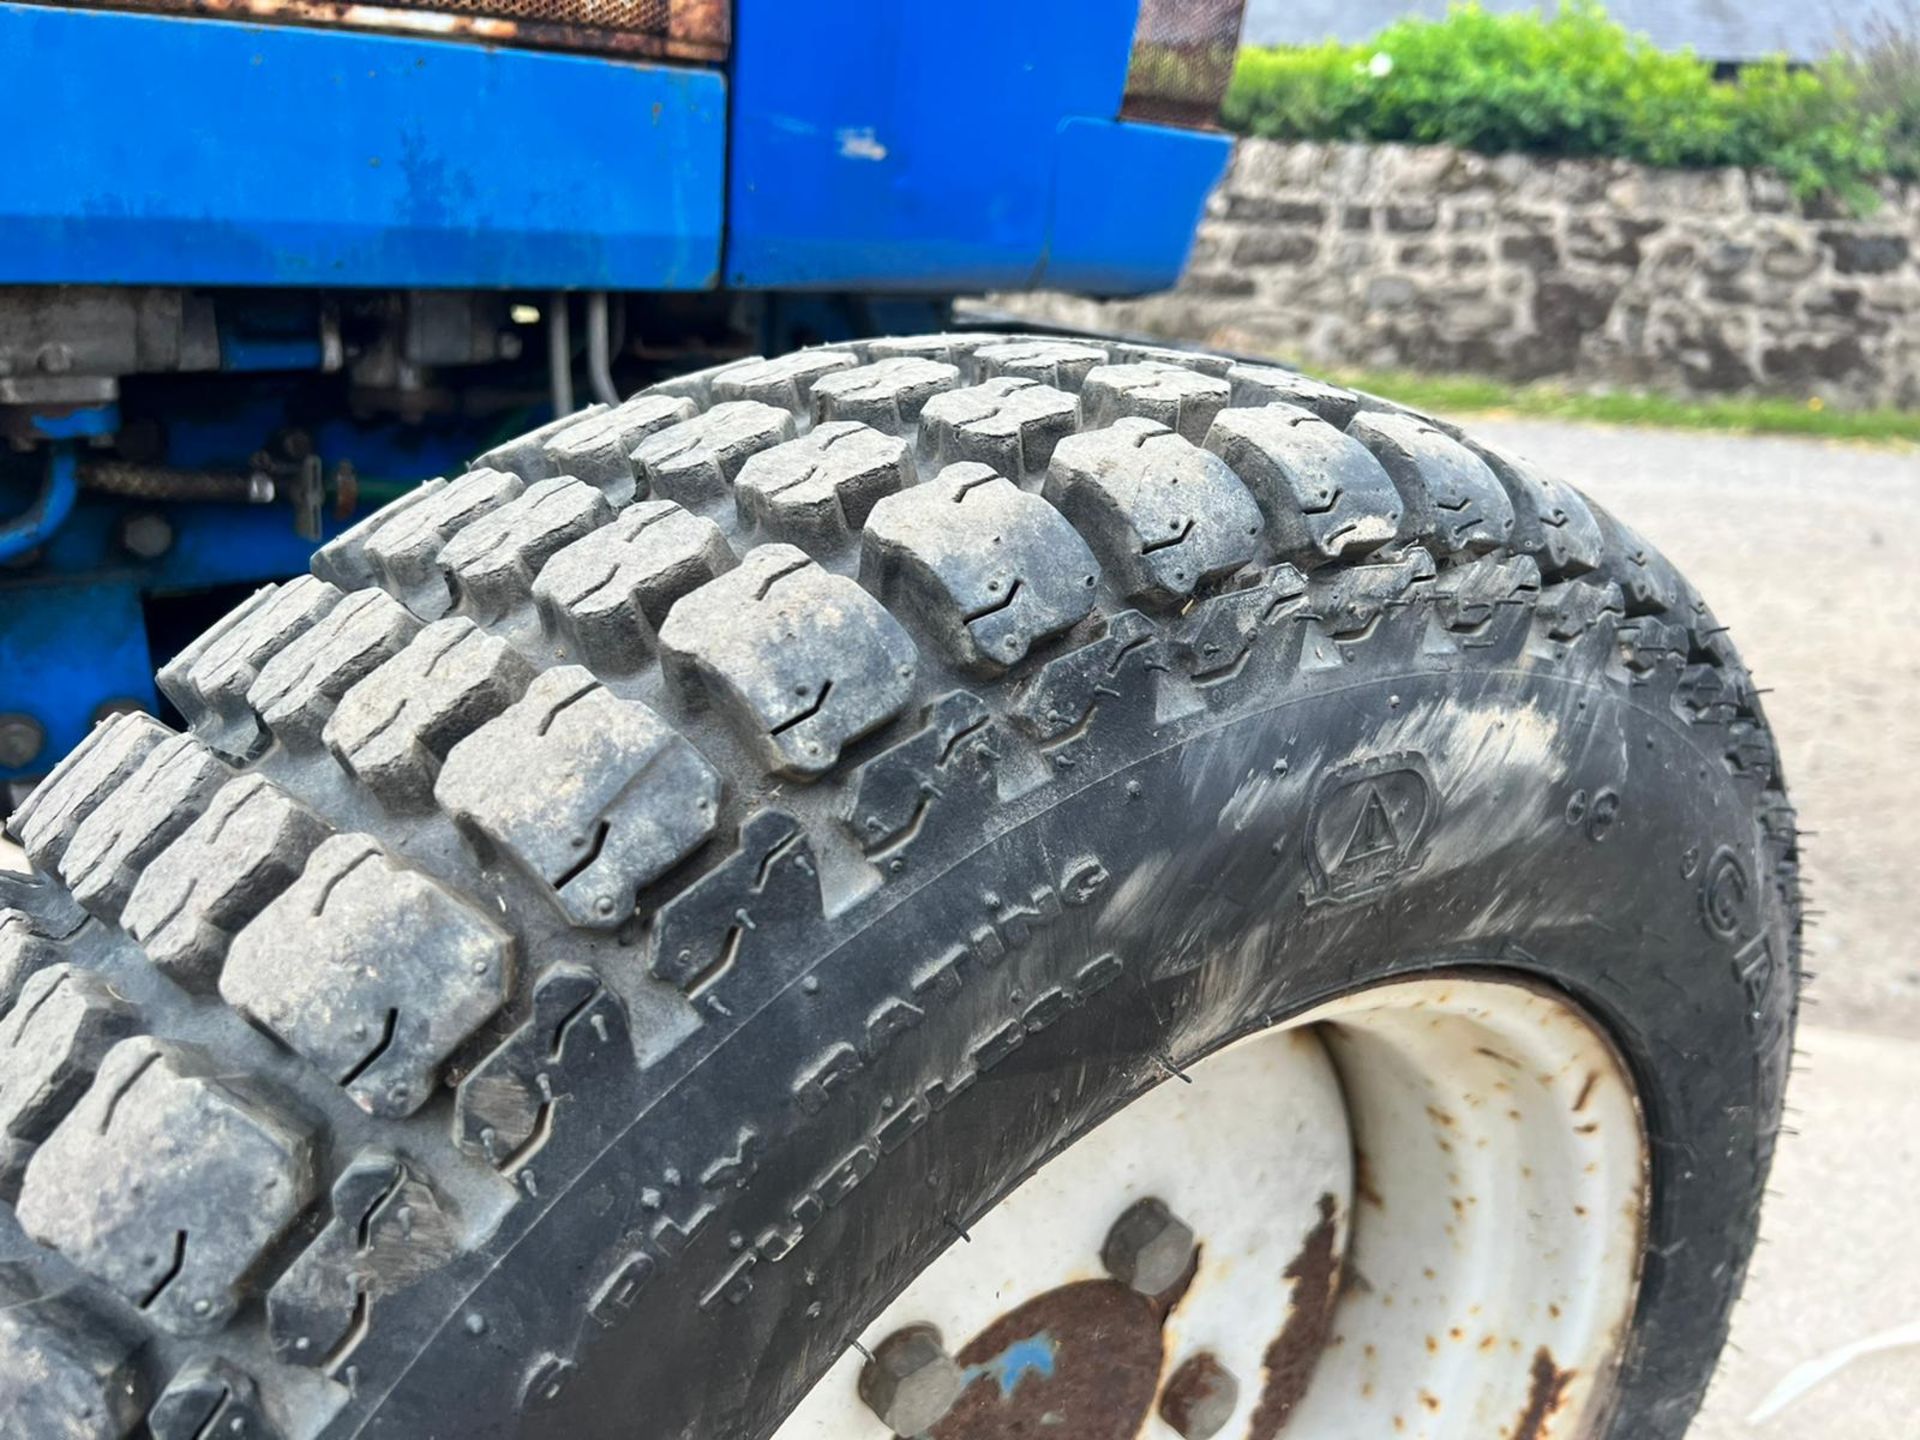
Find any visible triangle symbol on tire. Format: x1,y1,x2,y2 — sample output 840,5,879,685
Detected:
1339,787,1400,867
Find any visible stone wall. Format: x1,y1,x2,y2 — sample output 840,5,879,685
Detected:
994,139,1920,409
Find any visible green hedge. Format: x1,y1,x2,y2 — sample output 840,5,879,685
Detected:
1221,2,1908,205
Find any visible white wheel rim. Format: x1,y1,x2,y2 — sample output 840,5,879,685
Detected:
775,974,1648,1440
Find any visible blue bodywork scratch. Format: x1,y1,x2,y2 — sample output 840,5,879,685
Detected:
725,0,1230,293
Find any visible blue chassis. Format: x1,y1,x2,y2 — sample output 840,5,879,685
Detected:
0,0,1231,779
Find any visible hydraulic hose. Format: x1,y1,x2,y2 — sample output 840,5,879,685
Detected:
0,442,80,564
78,460,273,505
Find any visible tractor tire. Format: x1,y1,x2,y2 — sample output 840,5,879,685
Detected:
0,335,1798,1440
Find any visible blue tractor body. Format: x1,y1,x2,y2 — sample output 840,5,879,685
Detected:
0,0,1235,785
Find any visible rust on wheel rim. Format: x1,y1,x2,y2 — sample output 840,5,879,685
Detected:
775,976,1648,1440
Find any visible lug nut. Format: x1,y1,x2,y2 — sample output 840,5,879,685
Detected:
0,714,44,769
857,1324,966,1437
1160,1352,1239,1439
1102,1196,1197,1298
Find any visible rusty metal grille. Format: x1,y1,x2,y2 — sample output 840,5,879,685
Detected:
34,0,729,58
1121,0,1245,129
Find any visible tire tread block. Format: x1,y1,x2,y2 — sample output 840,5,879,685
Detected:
438,476,614,621
632,402,797,506
363,468,526,620
1048,417,1264,606
646,356,764,406
862,465,1098,674
1206,404,1401,566
862,334,998,366
736,422,912,549
324,617,534,810
1079,362,1230,443
0,909,62,1012
1225,363,1361,428
0,1269,147,1440
16,1037,315,1336
533,501,736,675
311,481,446,592
712,351,862,421
12,715,171,875
917,377,1079,480
810,357,962,436
973,338,1109,390
121,775,329,987
545,395,698,504
471,405,610,484
1468,440,1605,578
1110,341,1233,377
59,736,230,920
223,833,513,1117
437,667,722,927
660,546,918,777
246,589,424,749
1347,410,1515,557
0,965,139,1190
158,577,343,746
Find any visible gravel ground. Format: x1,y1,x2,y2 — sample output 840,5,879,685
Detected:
2,420,1914,1436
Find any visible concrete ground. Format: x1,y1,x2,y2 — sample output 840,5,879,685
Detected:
1690,1022,1919,1438
1,421,1914,1435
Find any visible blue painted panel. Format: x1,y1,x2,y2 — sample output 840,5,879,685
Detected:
1039,119,1232,293
0,4,725,289
727,0,1225,294
0,581,156,784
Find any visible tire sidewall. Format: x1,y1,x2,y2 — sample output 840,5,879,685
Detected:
367,605,1792,1440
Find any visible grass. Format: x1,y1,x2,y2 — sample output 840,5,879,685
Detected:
1326,367,1920,444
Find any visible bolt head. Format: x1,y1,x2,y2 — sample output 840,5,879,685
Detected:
1101,1196,1196,1298
120,512,174,560
858,1324,965,1437
0,714,44,769
1160,1352,1239,1439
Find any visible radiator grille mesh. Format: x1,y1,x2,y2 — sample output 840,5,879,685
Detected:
1121,0,1244,128
37,0,729,58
